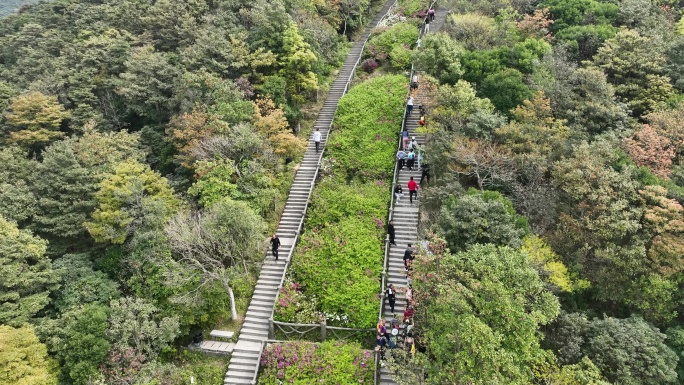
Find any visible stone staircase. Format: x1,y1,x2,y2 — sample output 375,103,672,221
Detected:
223,0,399,383
378,8,448,385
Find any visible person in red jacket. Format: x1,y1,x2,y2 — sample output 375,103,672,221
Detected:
408,176,418,204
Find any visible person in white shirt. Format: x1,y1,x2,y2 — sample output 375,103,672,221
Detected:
411,73,419,90
313,128,322,153
406,96,414,115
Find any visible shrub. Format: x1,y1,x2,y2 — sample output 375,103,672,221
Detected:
330,75,406,180
306,179,387,229
366,22,419,63
258,341,374,384
390,45,413,70
285,75,406,328
273,280,323,324
361,58,379,73
291,217,383,327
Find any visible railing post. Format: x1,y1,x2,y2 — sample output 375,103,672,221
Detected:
269,319,275,339
321,319,327,341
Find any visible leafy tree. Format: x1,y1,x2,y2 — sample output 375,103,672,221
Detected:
436,188,529,252
86,160,179,244
188,159,239,207
167,106,222,169
254,97,304,159
521,235,587,293
542,357,611,385
0,81,19,113
408,241,560,384
69,127,145,178
0,146,38,224
534,50,630,137
551,140,644,303
141,0,205,51
480,68,534,114
639,186,684,276
279,22,319,108
45,304,111,385
555,24,618,60
592,29,675,117
337,0,370,35
666,36,684,91
413,32,464,84
541,0,619,33
666,325,684,381
32,140,98,239
644,105,684,161
51,254,120,313
0,216,58,326
0,325,58,385
164,199,266,320
32,131,145,240
2,91,69,148
517,8,554,41
433,80,497,133
173,70,256,124
446,13,503,50
546,313,678,385
494,90,570,162
624,125,676,179
106,297,179,362
116,45,180,122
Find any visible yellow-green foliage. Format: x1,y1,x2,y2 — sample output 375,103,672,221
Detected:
86,160,179,244
521,235,588,292
0,325,58,385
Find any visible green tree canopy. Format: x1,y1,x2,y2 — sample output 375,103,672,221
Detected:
0,146,38,224
0,216,58,326
436,188,529,252
2,91,69,149
42,304,111,385
409,241,560,384
0,325,58,385
480,68,534,114
413,32,464,84
546,313,678,385
86,160,179,244
592,28,674,117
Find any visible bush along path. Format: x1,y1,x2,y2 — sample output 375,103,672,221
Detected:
379,8,448,385
223,0,400,383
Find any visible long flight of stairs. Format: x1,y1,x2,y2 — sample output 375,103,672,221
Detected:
378,8,449,385
223,0,400,383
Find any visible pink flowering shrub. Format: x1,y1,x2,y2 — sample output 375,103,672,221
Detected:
361,58,379,73
258,341,373,384
273,279,323,324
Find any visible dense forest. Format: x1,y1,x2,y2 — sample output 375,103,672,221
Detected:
4,0,684,383
0,0,378,383
383,0,684,383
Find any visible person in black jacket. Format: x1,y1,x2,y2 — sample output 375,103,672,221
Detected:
387,220,396,246
386,284,396,314
270,234,281,261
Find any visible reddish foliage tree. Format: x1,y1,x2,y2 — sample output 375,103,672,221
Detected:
623,124,675,179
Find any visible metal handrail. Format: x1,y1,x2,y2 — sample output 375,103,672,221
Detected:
268,0,400,335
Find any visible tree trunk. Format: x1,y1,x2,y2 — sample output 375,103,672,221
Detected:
227,285,238,321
